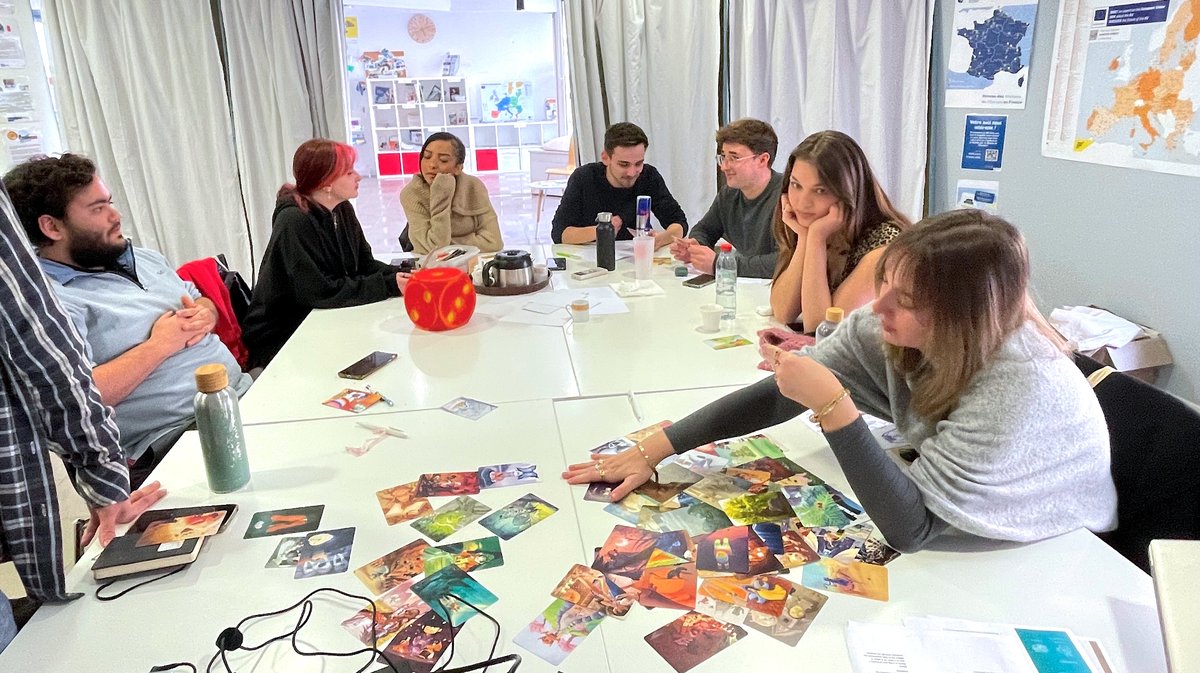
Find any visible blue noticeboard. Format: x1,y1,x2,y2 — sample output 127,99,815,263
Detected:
962,114,1007,171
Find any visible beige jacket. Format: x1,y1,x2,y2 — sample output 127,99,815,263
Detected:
400,172,503,254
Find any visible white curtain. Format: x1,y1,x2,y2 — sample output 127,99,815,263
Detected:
563,0,721,222
218,0,348,278
43,0,254,277
726,1,935,219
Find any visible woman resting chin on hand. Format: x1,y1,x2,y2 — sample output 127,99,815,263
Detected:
399,132,503,255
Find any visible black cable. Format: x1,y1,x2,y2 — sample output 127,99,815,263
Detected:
96,564,188,601
437,593,501,673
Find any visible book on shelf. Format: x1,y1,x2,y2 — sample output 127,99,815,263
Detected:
442,53,460,76
92,533,203,580
447,85,465,102
448,111,467,125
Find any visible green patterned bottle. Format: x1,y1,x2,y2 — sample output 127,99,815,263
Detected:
193,364,251,493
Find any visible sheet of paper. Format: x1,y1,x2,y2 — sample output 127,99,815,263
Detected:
524,287,629,316
845,621,931,673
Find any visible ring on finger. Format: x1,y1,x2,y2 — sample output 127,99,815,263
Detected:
773,349,784,370
595,460,606,479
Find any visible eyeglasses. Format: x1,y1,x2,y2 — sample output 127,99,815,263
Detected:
715,152,759,166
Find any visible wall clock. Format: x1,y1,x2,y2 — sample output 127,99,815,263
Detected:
408,14,436,44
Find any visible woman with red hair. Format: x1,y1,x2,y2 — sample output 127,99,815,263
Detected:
244,139,409,368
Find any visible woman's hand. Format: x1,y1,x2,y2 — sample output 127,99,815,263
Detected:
562,449,654,502
780,194,806,235
808,202,845,242
764,344,844,410
396,272,412,293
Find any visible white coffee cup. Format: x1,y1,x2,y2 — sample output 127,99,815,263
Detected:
533,264,548,282
569,299,590,323
699,303,723,332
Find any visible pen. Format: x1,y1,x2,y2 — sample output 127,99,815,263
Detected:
627,390,644,422
364,384,395,407
356,422,408,438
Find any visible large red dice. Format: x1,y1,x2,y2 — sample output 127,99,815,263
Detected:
404,267,476,331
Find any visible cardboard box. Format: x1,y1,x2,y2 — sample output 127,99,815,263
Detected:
1081,325,1173,385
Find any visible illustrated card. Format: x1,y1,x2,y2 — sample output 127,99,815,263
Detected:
694,525,750,574
856,530,902,566
625,420,672,444
684,474,753,509
652,502,733,538
414,471,480,497
135,510,226,547
644,611,747,673
323,388,382,414
244,505,324,539
633,479,691,504
376,481,433,525
294,527,355,580
634,562,697,610
440,396,497,420
743,583,828,646
694,593,750,624
342,578,430,648
512,598,606,666
478,493,558,540
712,433,785,464
603,492,657,525
719,491,793,526
422,536,504,575
672,450,731,475
410,565,498,626
782,485,854,528
583,482,615,502
264,536,305,568
778,520,821,567
703,335,752,350
807,525,870,562
736,456,805,483
379,610,451,672
477,462,540,489
721,466,773,485
801,558,889,601
745,528,786,576
410,496,491,542
591,525,659,579
354,539,431,595
589,436,634,456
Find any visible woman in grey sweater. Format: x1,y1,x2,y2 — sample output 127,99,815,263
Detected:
564,210,1117,552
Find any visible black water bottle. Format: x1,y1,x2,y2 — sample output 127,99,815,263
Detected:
595,212,616,271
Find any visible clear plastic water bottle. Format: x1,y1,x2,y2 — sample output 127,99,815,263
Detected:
715,242,737,330
193,363,251,493
815,306,844,343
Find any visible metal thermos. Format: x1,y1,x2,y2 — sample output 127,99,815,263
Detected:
596,212,616,271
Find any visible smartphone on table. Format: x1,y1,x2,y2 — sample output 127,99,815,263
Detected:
547,257,567,271
337,351,397,380
682,273,716,288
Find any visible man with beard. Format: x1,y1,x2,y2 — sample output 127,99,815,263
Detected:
550,122,687,249
3,154,250,486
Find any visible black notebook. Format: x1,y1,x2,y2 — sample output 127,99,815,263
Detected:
91,532,203,580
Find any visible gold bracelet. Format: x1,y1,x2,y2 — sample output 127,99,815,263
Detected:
636,443,660,483
810,387,850,424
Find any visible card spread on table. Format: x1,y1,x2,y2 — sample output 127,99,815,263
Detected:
323,388,382,413
476,462,540,488
294,527,355,579
441,396,496,420
379,610,451,672
703,335,752,350
135,510,226,547
512,598,606,666
342,577,430,649
410,496,491,542
264,536,305,568
422,536,504,575
410,565,499,627
375,481,434,525
354,539,431,595
414,471,481,497
801,558,889,601
244,505,324,539
644,611,747,673
478,493,558,540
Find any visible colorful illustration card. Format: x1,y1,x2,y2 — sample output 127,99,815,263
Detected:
745,529,786,576
634,562,698,610
323,388,382,413
778,520,821,567
414,471,480,497
513,598,606,666
264,536,304,568
684,474,753,509
354,539,431,595
694,593,750,624
736,456,805,483
410,565,498,626
478,493,558,540
645,611,747,673
244,505,324,539
672,450,731,475
656,462,705,486
441,396,496,420
342,578,430,648
721,466,773,485
410,496,491,542
422,536,504,575
856,530,902,566
807,525,870,562
583,482,615,502
743,583,828,646
713,433,785,464
801,558,889,601
603,492,657,525
591,525,659,579
551,563,633,618
294,527,356,579
719,491,793,526
652,502,733,538
476,462,540,489
783,485,854,528
694,525,750,574
379,610,452,672
135,510,226,547
633,479,691,504
589,436,634,456
376,481,434,525
703,335,752,350
626,420,672,443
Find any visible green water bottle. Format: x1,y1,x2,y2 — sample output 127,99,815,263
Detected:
193,364,251,493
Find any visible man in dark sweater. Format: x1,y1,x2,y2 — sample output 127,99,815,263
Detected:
670,119,782,278
550,122,687,249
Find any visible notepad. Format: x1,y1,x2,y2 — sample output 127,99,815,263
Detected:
91,532,203,580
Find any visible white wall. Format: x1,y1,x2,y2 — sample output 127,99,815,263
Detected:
345,3,560,175
0,0,62,172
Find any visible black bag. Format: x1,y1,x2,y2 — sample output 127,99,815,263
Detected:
216,254,252,327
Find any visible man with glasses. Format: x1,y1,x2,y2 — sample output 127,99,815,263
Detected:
551,122,687,249
670,119,782,277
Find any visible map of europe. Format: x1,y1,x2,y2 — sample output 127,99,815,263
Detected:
957,9,1032,81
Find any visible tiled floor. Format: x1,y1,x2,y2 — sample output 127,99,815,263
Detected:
356,172,557,257
0,171,554,603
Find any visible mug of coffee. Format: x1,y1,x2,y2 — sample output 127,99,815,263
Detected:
569,299,590,323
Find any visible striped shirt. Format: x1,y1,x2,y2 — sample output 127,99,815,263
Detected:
0,188,129,602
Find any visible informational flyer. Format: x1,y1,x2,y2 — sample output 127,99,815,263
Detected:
955,179,1001,212
0,76,34,123
946,0,1040,108
0,23,25,69
961,114,1008,171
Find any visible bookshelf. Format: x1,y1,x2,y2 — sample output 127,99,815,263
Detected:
367,77,559,178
